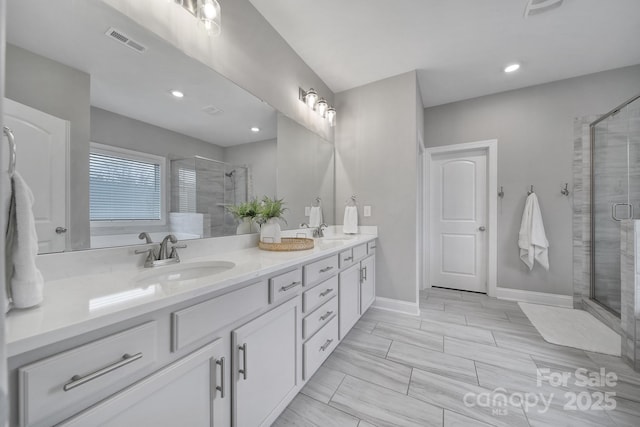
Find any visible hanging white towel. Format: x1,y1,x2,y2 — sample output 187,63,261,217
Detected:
8,172,44,308
518,193,549,271
309,206,323,228
343,206,358,234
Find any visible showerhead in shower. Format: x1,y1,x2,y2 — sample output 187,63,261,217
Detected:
225,170,236,177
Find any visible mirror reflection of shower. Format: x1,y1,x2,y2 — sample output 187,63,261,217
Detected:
590,93,640,316
170,156,251,237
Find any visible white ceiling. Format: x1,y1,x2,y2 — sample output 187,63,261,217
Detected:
6,0,276,147
249,0,640,107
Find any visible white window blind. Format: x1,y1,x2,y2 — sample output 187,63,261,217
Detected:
90,151,162,221
178,168,197,213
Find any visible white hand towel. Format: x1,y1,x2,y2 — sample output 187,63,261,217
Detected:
9,172,44,308
309,206,323,228
343,206,358,234
518,193,549,271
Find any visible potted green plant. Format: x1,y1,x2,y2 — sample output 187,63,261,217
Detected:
226,199,260,234
257,196,287,243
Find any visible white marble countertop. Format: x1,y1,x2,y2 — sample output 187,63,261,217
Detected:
6,231,376,357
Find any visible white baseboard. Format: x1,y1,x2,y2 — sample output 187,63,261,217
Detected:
496,287,573,308
372,297,420,316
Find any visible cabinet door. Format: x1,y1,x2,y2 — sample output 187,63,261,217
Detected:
232,297,300,427
59,339,227,427
339,263,360,339
360,255,376,314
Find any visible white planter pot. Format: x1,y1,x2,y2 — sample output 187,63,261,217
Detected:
260,218,281,243
236,218,259,235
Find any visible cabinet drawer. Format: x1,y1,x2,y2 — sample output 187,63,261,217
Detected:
303,296,338,339
303,275,337,313
367,240,377,254
172,281,268,351
339,249,354,268
352,244,367,261
304,255,339,286
269,268,303,304
303,316,339,380
18,322,158,427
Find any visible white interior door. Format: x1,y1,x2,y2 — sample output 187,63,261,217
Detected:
4,98,69,253
430,149,487,293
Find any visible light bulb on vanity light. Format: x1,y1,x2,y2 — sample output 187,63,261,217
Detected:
316,98,328,117
305,88,318,109
326,107,336,127
197,0,221,36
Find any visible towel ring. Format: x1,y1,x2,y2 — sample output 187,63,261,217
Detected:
313,197,321,207
3,126,16,177
527,185,534,195
346,195,357,206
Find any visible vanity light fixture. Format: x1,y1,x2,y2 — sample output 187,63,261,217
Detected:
504,63,521,73
250,127,260,132
170,90,185,98
299,87,337,126
197,0,221,36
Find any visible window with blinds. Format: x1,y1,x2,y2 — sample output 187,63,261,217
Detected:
177,168,197,213
90,144,165,222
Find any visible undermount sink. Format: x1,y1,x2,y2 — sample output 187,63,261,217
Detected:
321,236,355,242
315,237,355,249
135,261,235,285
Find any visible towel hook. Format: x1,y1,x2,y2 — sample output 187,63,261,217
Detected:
561,183,570,196
498,186,504,199
3,126,16,177
527,185,534,195
313,197,321,207
346,195,357,206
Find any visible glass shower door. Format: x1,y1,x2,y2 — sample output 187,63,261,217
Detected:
591,97,640,315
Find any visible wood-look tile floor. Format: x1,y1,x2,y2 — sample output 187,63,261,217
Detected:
272,287,640,427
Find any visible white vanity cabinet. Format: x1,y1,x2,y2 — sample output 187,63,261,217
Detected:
59,338,227,427
360,255,376,313
231,296,301,427
338,263,361,339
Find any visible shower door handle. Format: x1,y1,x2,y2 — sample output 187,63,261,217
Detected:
611,203,633,221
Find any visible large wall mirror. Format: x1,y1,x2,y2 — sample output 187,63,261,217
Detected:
4,0,334,254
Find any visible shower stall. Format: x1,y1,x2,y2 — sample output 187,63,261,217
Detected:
170,156,250,237
591,94,640,315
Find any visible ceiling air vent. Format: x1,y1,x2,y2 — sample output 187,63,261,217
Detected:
202,105,224,116
105,27,147,54
524,0,564,18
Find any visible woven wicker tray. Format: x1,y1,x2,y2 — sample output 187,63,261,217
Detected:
258,237,314,252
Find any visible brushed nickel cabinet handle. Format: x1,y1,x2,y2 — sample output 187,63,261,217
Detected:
319,288,334,297
238,344,248,380
280,281,302,292
215,357,225,398
343,256,353,261
320,339,334,352
319,266,334,273
63,352,143,392
320,311,334,321
363,266,368,281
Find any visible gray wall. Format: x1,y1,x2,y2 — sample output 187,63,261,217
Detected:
224,138,277,200
5,44,91,250
335,71,419,303
104,0,335,142
424,64,640,296
277,114,335,228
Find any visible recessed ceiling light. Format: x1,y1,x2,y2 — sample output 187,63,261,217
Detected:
170,90,184,98
504,64,520,73
250,127,260,132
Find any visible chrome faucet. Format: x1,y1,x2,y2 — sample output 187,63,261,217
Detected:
313,223,328,238
158,234,178,260
135,232,158,267
135,233,187,267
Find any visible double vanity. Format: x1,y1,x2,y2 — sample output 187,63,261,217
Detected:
5,230,377,426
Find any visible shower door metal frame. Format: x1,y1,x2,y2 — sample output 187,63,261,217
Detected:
589,93,640,316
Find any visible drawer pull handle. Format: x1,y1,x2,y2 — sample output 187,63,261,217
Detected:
238,343,248,380
320,339,334,352
215,357,225,398
370,245,376,249
63,352,143,392
320,310,334,321
343,256,353,261
319,266,334,273
319,288,334,297
280,281,302,292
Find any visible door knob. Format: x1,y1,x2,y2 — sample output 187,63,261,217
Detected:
55,226,68,234
478,226,486,232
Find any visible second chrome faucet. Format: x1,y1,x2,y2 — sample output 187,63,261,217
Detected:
135,232,187,267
